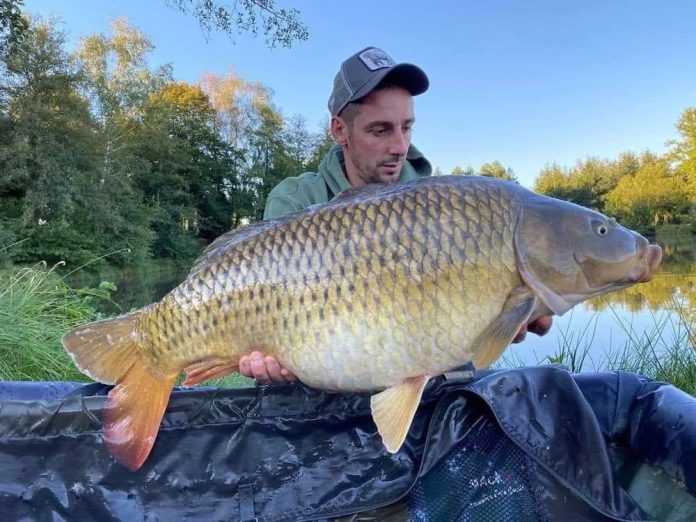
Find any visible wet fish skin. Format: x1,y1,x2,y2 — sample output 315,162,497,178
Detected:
61,175,662,470
138,178,520,391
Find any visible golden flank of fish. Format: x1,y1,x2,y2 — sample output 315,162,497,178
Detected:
62,176,662,470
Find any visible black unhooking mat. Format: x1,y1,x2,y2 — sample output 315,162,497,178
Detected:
1,366,695,521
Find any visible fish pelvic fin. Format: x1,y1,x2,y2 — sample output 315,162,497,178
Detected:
370,375,430,453
182,356,241,387
62,311,177,471
471,290,536,369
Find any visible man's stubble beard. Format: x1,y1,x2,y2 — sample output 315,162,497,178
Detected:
346,131,381,185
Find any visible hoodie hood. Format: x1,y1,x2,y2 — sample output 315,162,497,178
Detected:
319,144,433,199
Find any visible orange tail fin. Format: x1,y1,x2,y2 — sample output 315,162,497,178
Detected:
62,312,177,471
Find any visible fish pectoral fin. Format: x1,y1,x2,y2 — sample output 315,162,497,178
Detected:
471,291,537,369
370,375,430,453
182,357,241,387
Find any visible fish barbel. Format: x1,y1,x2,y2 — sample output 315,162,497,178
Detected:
62,176,662,470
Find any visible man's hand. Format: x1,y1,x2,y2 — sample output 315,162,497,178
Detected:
239,316,554,384
511,315,553,343
239,351,297,385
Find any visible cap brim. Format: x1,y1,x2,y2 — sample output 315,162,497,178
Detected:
348,63,429,104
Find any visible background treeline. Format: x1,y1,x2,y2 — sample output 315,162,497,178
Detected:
450,119,696,235
532,122,696,234
2,17,695,272
0,17,332,268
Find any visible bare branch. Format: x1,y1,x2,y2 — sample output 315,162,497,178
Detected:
166,0,308,48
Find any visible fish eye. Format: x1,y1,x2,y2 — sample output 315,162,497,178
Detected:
596,223,609,236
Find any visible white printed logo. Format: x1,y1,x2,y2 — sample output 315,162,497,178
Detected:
359,48,395,70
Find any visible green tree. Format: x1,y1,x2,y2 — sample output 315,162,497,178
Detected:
304,120,334,173
479,161,518,183
72,18,174,263
668,107,696,213
605,156,689,232
200,70,328,223
75,18,171,188
451,165,475,176
247,97,291,220
139,81,240,256
0,18,106,266
535,163,574,200
535,157,622,211
0,0,28,58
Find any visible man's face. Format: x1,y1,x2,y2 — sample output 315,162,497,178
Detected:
333,87,415,186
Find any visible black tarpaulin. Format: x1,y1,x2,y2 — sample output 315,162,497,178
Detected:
1,366,694,521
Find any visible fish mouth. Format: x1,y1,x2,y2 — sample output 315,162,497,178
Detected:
628,244,663,283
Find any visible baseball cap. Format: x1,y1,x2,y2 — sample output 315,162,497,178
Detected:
328,47,429,116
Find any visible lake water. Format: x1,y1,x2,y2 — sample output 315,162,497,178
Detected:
69,237,696,371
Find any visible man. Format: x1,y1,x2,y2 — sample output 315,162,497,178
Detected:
239,47,552,383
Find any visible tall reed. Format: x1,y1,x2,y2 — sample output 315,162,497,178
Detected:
501,297,696,396
0,262,112,381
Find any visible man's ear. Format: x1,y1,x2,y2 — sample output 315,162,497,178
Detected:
331,116,349,146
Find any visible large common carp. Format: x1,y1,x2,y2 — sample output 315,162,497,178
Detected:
62,176,662,471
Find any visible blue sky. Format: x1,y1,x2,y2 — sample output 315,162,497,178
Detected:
24,0,696,187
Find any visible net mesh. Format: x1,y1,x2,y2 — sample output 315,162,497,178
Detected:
409,419,547,521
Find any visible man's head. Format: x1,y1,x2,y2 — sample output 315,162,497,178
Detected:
328,47,429,186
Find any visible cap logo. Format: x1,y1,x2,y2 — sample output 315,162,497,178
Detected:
358,48,395,71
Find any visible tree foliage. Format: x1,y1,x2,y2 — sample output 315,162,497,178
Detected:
605,156,690,231
669,107,696,207
449,162,516,181
451,165,475,176
0,0,28,58
0,14,327,268
479,161,518,183
535,143,694,233
0,19,103,266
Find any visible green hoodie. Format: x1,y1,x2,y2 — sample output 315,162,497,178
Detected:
263,144,433,220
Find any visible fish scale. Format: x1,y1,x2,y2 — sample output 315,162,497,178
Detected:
62,175,662,470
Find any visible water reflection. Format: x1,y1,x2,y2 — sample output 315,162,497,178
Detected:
507,236,696,368
66,264,190,315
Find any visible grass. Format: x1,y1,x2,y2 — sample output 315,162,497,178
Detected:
500,298,696,396
0,262,254,386
0,262,113,381
603,299,696,395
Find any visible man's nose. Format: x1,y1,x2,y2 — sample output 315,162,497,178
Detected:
388,130,409,156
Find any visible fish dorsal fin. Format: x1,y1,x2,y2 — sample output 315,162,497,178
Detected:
471,289,537,369
333,180,416,203
334,183,385,200
189,220,276,274
370,375,430,453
